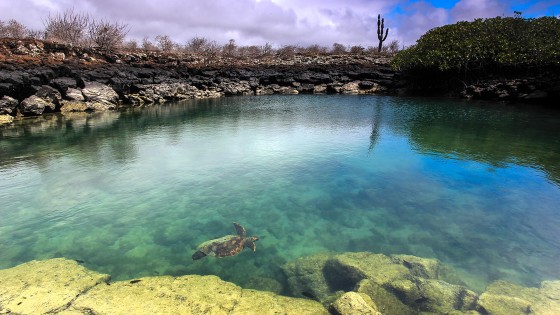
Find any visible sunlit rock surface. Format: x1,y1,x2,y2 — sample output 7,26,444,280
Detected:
0,258,327,315
0,258,110,314
0,114,13,124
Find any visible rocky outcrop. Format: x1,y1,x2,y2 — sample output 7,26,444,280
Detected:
0,258,328,315
0,38,400,119
283,252,478,315
0,64,397,118
282,252,560,315
1,254,559,315
462,78,560,102
477,280,560,315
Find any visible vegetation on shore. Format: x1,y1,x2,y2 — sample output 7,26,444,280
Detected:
0,9,399,61
392,16,560,73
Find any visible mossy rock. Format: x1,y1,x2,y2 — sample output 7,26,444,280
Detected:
326,252,410,286
60,101,89,112
283,252,478,315
0,259,328,314
242,276,284,294
69,274,327,314
478,280,560,315
0,258,110,314
281,253,333,301
330,291,382,315
356,279,413,315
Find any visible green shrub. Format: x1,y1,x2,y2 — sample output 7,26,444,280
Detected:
392,16,560,72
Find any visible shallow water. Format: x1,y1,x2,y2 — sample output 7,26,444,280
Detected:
1,95,559,293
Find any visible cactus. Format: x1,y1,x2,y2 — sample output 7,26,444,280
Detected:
377,14,389,52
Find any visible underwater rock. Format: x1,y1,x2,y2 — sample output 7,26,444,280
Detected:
281,253,333,302
243,276,284,294
356,279,414,315
387,278,478,314
0,258,110,314
283,252,479,315
331,291,382,315
477,280,560,315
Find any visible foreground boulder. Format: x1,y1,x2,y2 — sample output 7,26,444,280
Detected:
0,258,327,315
0,258,110,314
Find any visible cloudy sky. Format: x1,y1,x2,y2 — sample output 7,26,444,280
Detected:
1,0,558,48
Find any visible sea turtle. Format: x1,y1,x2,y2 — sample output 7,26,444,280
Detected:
192,222,259,260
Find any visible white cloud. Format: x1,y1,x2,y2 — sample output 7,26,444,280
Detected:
0,0,555,49
450,0,507,22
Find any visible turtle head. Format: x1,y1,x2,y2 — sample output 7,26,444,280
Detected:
244,236,259,251
192,250,207,260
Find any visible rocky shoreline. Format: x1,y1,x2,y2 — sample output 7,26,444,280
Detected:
1,253,559,314
3,38,558,125
0,38,400,125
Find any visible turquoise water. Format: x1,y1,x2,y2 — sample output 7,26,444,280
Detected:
1,95,559,293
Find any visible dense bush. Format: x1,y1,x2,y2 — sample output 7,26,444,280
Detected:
392,16,560,72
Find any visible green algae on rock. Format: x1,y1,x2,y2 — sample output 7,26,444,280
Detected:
478,280,560,315
0,258,328,315
283,252,478,314
69,274,327,314
0,258,110,314
330,291,382,315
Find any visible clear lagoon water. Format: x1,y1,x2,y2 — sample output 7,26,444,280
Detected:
1,95,559,294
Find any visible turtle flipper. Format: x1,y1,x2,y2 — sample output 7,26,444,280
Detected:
245,236,259,251
192,250,207,260
233,222,246,237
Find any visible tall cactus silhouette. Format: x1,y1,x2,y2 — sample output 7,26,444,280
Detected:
377,14,389,52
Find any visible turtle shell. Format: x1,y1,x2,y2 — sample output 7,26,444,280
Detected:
196,235,245,257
